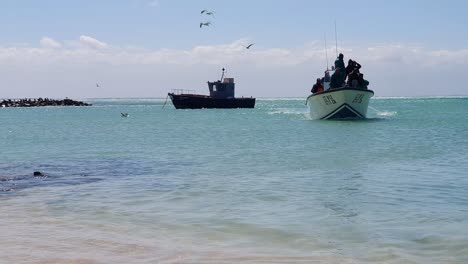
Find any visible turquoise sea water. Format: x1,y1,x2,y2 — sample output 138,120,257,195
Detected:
1,97,467,263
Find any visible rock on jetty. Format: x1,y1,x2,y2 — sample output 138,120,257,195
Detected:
1,98,91,107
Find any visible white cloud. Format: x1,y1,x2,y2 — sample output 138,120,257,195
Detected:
40,37,62,49
5,36,468,68
0,36,468,98
79,35,108,49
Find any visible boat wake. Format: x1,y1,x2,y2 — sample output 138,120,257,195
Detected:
377,111,398,117
369,106,397,118
268,108,308,116
267,108,311,120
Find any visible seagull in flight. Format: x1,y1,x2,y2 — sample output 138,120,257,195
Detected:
200,22,211,28
121,113,129,118
242,43,255,49
201,9,215,17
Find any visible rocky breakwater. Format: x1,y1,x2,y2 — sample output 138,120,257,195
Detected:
1,98,91,107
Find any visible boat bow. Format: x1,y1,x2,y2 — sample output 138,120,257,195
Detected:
307,88,374,120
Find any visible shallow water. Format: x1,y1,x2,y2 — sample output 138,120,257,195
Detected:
1,97,467,263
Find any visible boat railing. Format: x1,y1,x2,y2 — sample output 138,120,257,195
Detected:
171,89,197,95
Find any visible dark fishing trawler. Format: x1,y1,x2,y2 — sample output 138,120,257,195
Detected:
168,68,255,109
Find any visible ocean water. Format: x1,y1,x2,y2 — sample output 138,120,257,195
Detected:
1,97,467,264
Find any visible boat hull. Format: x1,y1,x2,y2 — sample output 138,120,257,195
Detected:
306,88,374,120
169,93,256,109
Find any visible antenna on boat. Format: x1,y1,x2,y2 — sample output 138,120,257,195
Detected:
324,33,329,70
334,20,338,57
220,67,225,81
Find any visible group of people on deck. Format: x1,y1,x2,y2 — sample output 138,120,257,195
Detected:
311,53,369,94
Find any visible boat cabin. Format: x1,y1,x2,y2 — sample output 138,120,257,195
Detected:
208,78,235,99
208,68,236,99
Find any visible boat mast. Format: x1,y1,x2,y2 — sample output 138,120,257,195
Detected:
220,68,225,81
325,33,329,70
334,20,338,57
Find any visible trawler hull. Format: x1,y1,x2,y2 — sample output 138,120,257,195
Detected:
306,88,374,120
168,93,255,109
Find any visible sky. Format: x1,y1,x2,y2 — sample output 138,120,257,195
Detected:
0,0,467,98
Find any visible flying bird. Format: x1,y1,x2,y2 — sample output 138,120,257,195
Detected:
121,113,129,118
200,22,211,28
96,83,100,87
242,43,255,49
201,9,215,16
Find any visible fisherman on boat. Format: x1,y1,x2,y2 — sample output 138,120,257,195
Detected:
330,68,343,89
347,67,360,88
345,58,370,89
335,53,345,71
324,71,331,82
345,59,361,81
358,73,370,89
311,78,324,94
334,53,346,85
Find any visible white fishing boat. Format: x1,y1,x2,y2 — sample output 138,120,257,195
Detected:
306,69,374,120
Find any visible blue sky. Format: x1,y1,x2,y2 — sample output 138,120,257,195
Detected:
2,0,467,49
0,0,467,97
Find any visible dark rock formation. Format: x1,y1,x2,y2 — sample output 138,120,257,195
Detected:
33,171,44,177
1,98,91,107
